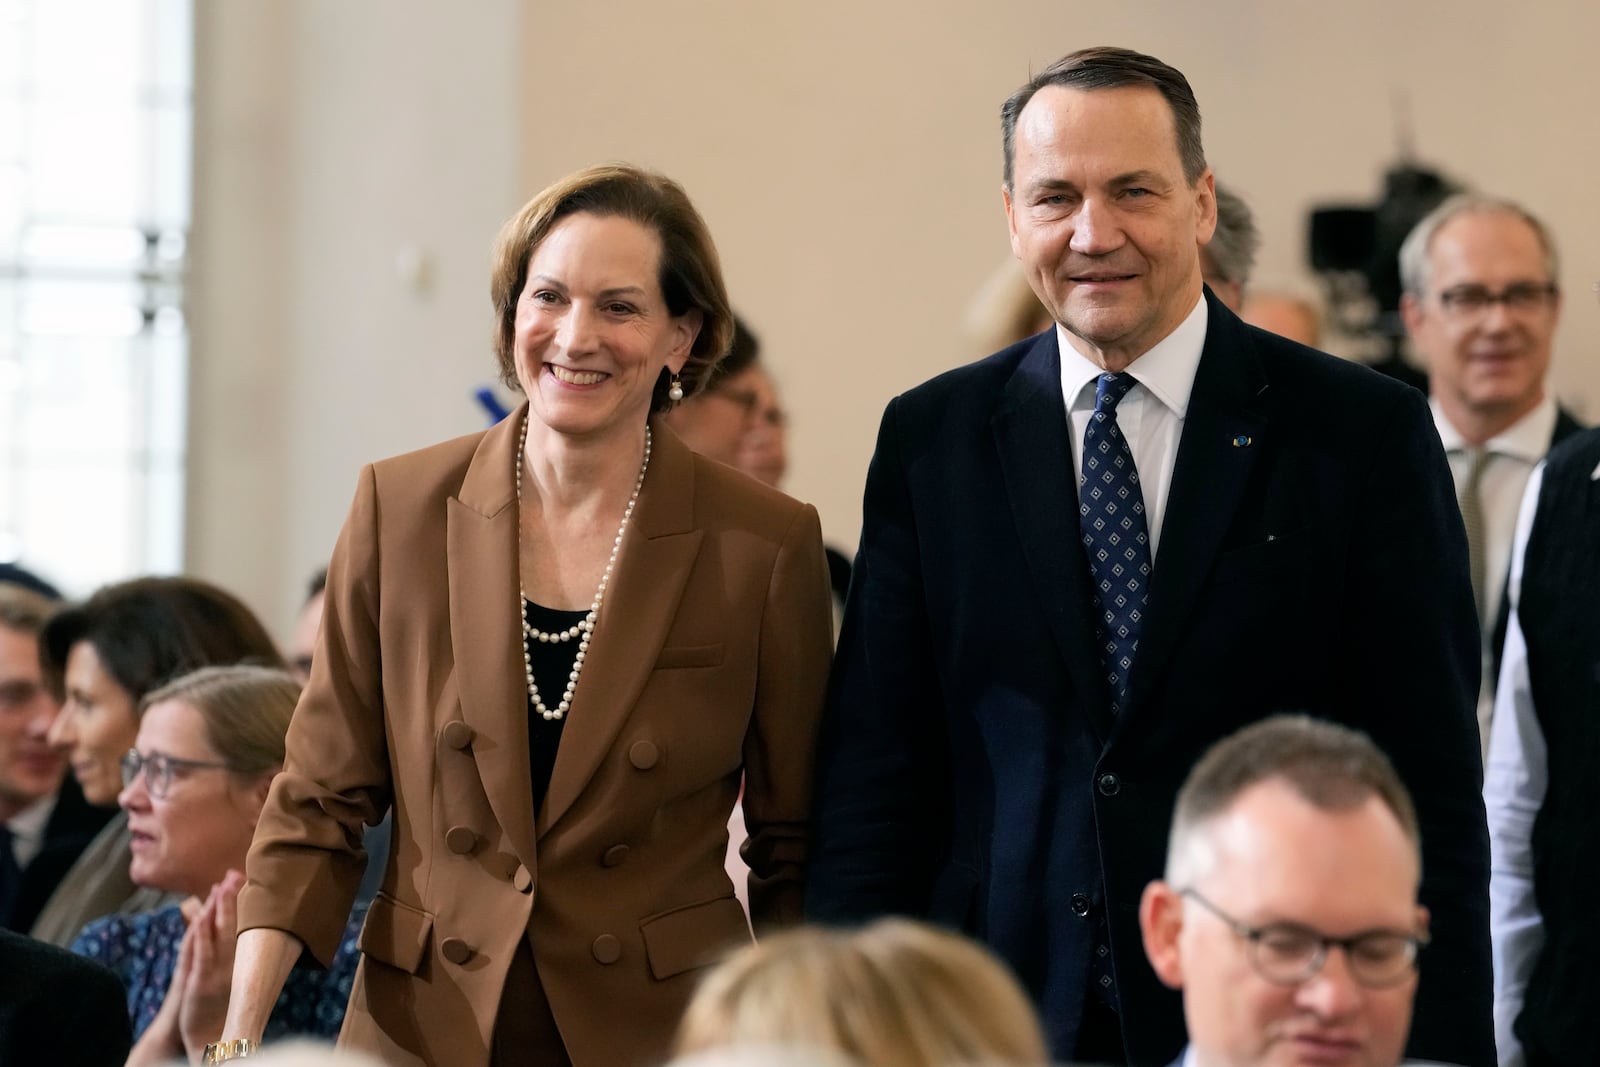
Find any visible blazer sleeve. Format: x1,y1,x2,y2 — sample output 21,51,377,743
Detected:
740,501,835,932
239,463,392,964
1341,386,1494,1067
807,396,952,921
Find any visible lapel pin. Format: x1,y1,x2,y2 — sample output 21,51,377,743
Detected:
1231,434,1253,448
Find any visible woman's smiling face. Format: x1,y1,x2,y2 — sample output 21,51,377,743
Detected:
46,641,138,807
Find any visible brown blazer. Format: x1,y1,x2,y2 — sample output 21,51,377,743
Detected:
238,409,834,1067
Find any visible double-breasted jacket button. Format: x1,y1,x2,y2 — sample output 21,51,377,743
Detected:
512,865,534,894
1097,772,1121,797
601,844,630,868
441,721,475,751
592,934,622,964
440,937,473,965
445,826,477,855
1070,893,1092,918
628,740,660,770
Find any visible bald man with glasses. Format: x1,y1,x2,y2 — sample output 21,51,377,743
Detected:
1140,715,1434,1067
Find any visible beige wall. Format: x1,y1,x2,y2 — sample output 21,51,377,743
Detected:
188,0,1600,635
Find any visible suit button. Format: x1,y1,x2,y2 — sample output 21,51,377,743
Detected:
1071,893,1091,917
601,845,630,868
512,865,533,893
628,741,660,770
441,721,475,750
592,934,622,964
440,937,473,965
1097,773,1121,797
445,826,477,855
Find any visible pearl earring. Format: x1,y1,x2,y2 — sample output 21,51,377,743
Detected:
668,374,684,402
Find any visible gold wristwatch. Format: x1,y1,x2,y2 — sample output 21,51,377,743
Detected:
201,1038,259,1063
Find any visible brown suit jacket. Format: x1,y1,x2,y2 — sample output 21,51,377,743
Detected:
238,410,834,1067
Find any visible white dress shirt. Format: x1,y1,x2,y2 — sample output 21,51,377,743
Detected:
4,792,55,868
1431,396,1558,752
1059,295,1208,563
1485,451,1600,1067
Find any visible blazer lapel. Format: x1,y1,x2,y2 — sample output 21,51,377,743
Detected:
992,331,1115,742
447,407,538,873
1125,296,1269,721
539,424,704,835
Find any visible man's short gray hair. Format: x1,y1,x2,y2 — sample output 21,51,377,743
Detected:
1204,183,1260,288
1398,192,1559,296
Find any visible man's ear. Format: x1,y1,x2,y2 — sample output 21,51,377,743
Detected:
1140,880,1187,990
1003,183,1022,259
1399,291,1424,344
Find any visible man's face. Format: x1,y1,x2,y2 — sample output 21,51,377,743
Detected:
1003,85,1216,370
1402,211,1558,433
1141,779,1426,1067
0,624,65,818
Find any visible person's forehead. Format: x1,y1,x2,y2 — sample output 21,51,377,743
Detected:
1015,84,1182,170
0,624,40,678
1429,211,1549,277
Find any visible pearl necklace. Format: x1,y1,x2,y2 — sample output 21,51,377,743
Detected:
515,414,651,721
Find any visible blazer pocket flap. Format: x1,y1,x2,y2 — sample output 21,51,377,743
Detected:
357,892,433,975
640,895,750,980
654,643,724,670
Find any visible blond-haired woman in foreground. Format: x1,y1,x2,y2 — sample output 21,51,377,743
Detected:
676,919,1049,1067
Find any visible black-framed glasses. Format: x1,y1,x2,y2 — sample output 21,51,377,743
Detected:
707,386,787,429
1435,282,1558,317
120,748,230,799
1179,888,1427,989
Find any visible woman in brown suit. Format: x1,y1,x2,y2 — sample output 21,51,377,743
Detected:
214,165,834,1067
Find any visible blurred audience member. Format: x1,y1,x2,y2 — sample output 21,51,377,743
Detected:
288,569,326,685
676,918,1048,1067
0,926,131,1066
963,258,1053,354
1242,290,1324,348
72,666,360,1064
0,583,114,933
1140,715,1429,1067
30,577,284,945
663,314,765,468
1485,426,1600,1067
1199,183,1260,313
1399,194,1583,754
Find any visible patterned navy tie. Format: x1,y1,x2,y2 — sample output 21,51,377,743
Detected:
1079,372,1152,717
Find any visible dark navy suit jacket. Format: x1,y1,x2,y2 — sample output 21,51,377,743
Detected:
807,290,1493,1067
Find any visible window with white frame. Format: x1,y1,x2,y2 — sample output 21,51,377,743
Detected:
0,0,191,596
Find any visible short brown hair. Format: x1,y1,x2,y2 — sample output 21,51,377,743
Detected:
0,582,56,637
140,664,299,778
1166,714,1420,882
676,919,1048,1067
488,163,735,413
1001,46,1207,188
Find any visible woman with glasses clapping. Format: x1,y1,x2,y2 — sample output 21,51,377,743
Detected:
70,666,364,1066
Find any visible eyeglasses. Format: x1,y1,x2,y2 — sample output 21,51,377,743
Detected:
708,387,787,429
1434,282,1557,318
1179,888,1427,989
120,748,230,799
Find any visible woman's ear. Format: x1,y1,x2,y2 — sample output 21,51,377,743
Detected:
237,767,279,823
666,308,704,375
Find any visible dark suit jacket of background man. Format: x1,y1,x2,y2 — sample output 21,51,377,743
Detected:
0,928,131,1066
5,775,115,933
807,289,1492,1067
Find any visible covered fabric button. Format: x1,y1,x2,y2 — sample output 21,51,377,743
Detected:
441,721,475,750
513,866,534,893
628,740,660,770
440,937,473,965
445,826,477,854
592,934,622,964
601,845,630,868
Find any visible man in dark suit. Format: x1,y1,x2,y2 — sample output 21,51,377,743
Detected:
807,46,1491,1067
0,582,113,933
0,927,131,1065
1398,194,1584,756
1140,716,1429,1067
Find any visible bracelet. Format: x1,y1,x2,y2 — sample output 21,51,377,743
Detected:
201,1038,259,1063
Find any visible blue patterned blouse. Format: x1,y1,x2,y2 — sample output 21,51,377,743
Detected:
71,901,367,1041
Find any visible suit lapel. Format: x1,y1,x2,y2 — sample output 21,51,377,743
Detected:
1125,296,1268,722
447,407,537,872
992,331,1115,742
539,425,703,835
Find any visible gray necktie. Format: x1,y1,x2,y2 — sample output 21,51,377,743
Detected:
1458,448,1491,628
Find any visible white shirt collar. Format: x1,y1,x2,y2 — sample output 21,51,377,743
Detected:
5,792,56,863
1057,293,1208,414
1429,395,1557,464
